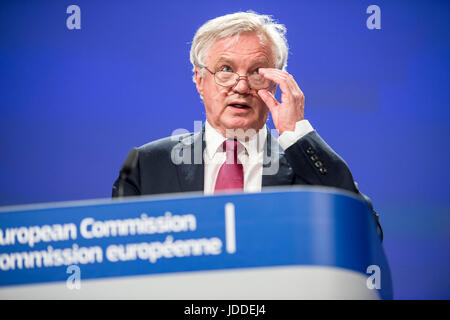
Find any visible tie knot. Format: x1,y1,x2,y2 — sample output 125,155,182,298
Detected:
223,139,237,152
222,139,242,163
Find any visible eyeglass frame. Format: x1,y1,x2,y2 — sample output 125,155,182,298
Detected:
198,65,275,91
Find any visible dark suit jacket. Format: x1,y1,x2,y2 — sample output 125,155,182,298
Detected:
112,127,383,240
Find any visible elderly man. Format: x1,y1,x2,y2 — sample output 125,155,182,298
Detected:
112,11,382,239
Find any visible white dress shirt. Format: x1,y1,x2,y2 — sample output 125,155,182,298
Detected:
203,120,314,195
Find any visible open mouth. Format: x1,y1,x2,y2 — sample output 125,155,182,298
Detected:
229,104,250,109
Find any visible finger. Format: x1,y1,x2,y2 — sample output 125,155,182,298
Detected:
259,69,291,97
259,68,290,81
257,89,279,111
260,69,303,103
267,74,293,105
260,69,297,86
263,69,299,93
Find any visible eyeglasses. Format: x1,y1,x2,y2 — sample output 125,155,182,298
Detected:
201,66,274,91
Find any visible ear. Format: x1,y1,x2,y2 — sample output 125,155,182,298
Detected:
194,67,204,97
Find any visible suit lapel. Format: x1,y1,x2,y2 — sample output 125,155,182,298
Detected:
175,128,205,192
262,128,295,187
175,125,294,191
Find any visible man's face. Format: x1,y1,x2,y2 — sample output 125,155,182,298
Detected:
195,32,275,137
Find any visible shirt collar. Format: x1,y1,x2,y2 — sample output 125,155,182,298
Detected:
204,120,267,159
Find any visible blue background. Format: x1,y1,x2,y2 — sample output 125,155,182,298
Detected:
0,0,449,299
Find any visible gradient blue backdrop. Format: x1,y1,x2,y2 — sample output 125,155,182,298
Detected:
0,0,449,299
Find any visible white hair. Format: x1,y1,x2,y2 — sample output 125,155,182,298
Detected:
189,11,289,83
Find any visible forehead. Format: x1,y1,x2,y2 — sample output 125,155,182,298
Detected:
205,32,274,67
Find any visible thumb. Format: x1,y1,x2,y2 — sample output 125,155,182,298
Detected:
258,89,279,111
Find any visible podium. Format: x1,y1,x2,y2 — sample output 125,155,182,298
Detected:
0,186,392,299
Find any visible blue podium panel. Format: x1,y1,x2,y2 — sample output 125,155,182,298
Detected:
0,187,392,299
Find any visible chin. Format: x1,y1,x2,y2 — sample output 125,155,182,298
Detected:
223,117,263,134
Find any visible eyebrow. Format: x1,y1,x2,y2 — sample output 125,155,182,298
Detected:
213,57,271,70
213,58,235,69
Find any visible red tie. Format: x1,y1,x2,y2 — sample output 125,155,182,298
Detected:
214,140,244,193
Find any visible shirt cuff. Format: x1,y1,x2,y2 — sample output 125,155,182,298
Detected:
277,119,314,150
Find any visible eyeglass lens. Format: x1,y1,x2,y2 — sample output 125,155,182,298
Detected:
214,71,272,90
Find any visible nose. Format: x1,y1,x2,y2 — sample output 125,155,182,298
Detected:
232,76,251,94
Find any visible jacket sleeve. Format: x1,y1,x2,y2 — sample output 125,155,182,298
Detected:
283,131,383,241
